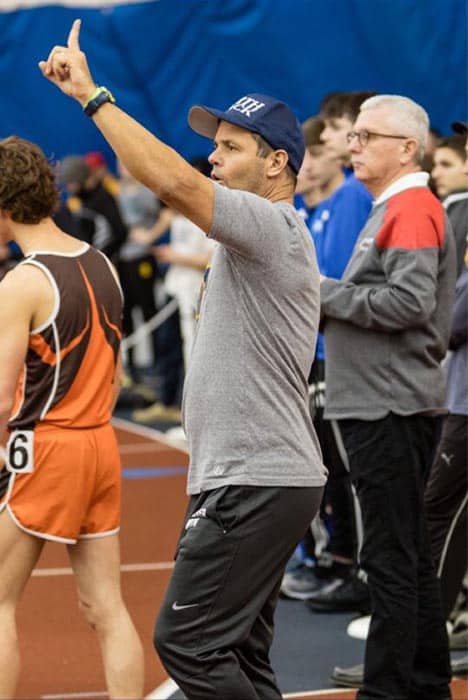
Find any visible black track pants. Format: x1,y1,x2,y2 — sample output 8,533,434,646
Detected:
154,484,323,700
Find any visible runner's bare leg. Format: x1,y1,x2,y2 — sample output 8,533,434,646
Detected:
68,534,144,699
0,510,44,698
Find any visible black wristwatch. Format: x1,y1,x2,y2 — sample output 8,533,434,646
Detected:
83,86,116,117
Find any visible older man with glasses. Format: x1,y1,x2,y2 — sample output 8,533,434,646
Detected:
320,95,456,700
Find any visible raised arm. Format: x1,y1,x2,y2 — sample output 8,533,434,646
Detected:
39,19,214,233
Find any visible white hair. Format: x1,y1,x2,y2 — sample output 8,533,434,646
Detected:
359,95,429,164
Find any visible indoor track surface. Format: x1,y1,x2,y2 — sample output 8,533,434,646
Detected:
16,418,468,700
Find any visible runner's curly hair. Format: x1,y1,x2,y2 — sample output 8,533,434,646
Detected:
0,136,59,224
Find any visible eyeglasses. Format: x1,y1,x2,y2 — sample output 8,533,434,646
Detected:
346,130,410,147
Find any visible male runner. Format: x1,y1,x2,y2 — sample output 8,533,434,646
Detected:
0,135,144,698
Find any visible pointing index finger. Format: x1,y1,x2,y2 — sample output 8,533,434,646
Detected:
67,18,81,50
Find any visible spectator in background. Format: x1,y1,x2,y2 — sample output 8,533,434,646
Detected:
284,92,373,612
321,94,455,700
299,116,346,216
117,166,186,416
55,172,114,256
294,152,316,223
84,150,121,197
116,161,162,386
312,90,374,281
431,133,468,276
153,157,216,372
294,116,342,223
332,119,467,692
286,111,349,592
132,158,216,424
425,254,468,619
58,155,127,261
425,120,468,669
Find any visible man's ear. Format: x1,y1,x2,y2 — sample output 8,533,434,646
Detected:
400,138,418,165
266,149,289,177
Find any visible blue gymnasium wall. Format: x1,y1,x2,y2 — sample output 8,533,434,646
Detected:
0,0,465,169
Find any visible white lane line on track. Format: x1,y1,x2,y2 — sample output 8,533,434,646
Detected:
112,416,189,454
119,442,172,454
32,561,174,577
144,681,356,699
145,678,179,699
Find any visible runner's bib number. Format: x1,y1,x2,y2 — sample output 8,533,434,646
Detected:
6,430,34,474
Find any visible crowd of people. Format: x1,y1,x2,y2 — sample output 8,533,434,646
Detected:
0,17,465,700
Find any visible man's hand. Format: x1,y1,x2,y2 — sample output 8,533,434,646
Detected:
38,19,96,105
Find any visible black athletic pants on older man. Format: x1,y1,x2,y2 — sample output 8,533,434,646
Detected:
154,484,323,700
339,413,452,700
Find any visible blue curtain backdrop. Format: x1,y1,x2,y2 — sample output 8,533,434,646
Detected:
0,0,465,169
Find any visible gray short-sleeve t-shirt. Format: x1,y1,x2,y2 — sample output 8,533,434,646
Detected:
182,183,326,494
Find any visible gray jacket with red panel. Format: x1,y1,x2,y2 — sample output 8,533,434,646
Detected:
321,172,457,420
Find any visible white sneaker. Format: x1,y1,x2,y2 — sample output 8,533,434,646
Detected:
347,614,370,640
165,426,188,450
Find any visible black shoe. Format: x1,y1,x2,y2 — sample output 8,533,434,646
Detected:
306,571,371,613
280,563,343,601
331,658,465,691
331,663,363,688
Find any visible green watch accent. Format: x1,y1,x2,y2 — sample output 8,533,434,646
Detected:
83,86,116,117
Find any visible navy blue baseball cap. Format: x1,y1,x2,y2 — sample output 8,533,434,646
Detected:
188,93,305,174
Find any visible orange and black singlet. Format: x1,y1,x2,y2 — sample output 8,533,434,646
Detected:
8,244,123,431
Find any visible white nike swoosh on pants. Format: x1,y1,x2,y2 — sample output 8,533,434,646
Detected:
172,601,199,610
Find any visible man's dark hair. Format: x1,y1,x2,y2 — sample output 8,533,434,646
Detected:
251,132,274,159
251,132,297,185
320,90,377,122
0,136,59,224
436,135,466,161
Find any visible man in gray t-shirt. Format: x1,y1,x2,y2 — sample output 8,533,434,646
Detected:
184,182,325,494
168,98,326,700
40,24,326,698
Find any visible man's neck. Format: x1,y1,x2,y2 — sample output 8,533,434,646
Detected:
372,169,428,205
262,179,295,204
368,165,422,199
10,219,82,255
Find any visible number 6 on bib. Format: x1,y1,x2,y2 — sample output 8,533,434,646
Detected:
6,430,34,474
